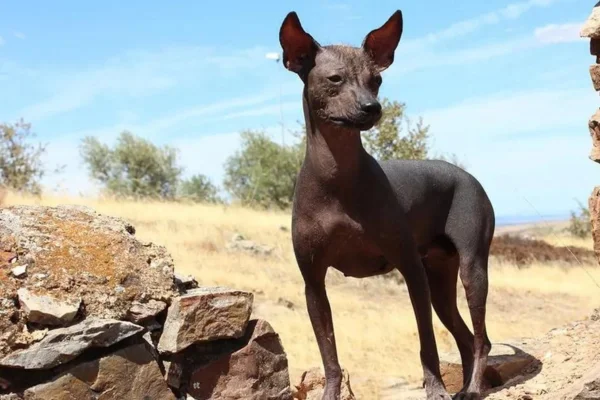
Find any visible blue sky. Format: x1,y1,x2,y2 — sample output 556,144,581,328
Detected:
0,0,596,220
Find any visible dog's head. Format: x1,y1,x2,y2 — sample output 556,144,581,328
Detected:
279,11,403,131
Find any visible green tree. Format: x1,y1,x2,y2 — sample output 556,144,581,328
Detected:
179,174,222,204
567,201,592,238
0,119,46,195
80,131,182,200
363,99,430,161
224,130,303,209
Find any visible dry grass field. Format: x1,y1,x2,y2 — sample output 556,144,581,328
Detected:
4,192,600,398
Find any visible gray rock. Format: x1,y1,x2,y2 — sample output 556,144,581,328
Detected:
10,265,26,278
174,273,198,290
158,287,253,354
0,318,143,369
17,288,80,326
226,233,274,256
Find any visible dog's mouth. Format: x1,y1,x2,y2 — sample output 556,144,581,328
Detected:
329,113,381,131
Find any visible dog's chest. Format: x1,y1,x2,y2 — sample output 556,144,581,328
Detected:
319,212,393,278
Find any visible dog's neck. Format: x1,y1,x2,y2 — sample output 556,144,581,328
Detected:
302,89,366,189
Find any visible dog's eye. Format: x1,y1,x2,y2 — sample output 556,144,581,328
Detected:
327,75,343,83
374,75,382,86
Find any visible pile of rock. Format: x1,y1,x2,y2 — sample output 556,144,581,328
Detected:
0,205,292,399
582,3,600,265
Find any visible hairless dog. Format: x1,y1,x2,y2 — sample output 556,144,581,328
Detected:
279,10,495,400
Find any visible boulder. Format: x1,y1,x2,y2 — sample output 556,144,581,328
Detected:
440,342,536,393
0,318,143,369
294,368,356,400
581,5,600,38
187,319,292,400
158,287,253,354
0,205,178,358
23,343,176,400
17,288,80,327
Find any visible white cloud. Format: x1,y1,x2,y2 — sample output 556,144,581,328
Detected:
402,0,559,50
421,88,595,145
534,22,585,44
419,87,598,215
395,36,538,74
13,31,25,40
18,45,271,122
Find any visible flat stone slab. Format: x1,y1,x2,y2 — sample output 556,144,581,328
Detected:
18,288,80,327
440,342,537,393
158,287,253,354
0,318,143,369
23,343,176,400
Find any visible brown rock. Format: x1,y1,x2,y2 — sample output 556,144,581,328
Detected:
0,205,178,358
126,299,167,324
23,343,176,400
440,343,536,393
589,111,600,163
158,287,253,354
591,65,600,91
188,320,292,400
581,6,600,38
294,368,355,400
590,187,600,266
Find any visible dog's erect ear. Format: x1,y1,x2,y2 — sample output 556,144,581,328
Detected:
279,12,320,75
362,10,403,72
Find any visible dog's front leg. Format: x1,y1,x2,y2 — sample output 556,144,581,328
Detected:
400,256,452,400
302,266,342,400
380,235,451,400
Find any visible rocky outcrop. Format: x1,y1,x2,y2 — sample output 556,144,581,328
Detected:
0,205,292,399
582,3,600,265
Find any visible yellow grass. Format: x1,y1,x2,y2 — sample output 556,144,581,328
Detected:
5,192,600,398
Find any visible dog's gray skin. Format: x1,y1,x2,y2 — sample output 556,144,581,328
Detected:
279,10,495,400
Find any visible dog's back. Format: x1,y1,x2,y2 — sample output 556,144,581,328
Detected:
379,159,495,249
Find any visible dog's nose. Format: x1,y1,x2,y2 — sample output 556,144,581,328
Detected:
360,101,382,115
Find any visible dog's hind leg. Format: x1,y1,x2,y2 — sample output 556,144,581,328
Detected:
423,240,475,388
456,249,492,400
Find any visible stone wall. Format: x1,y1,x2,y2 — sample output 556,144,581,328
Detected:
581,3,600,265
0,205,293,399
